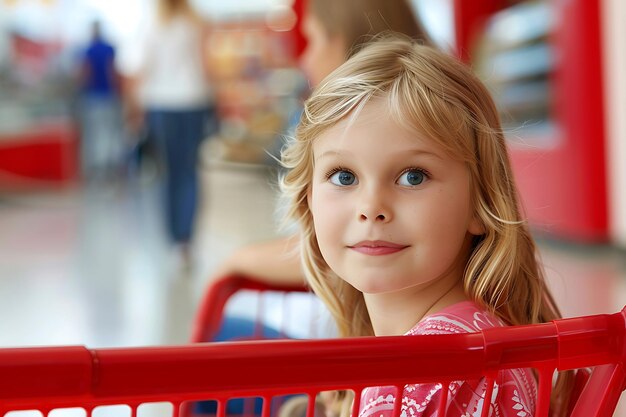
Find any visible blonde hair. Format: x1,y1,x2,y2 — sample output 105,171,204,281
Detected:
157,0,198,22
281,35,562,334
308,0,431,58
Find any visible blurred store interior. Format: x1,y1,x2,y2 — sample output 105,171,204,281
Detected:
0,0,624,373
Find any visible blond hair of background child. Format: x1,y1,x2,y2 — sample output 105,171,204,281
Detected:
300,0,429,87
280,34,569,417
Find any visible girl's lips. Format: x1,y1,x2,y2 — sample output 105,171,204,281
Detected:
349,241,409,256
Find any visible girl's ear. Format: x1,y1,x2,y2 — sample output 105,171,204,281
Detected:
468,215,486,236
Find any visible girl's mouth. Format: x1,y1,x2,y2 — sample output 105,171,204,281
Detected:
349,240,409,256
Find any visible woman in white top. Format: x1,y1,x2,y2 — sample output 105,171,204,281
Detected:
130,0,217,263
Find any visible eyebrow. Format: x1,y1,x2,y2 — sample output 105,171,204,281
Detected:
315,150,346,161
315,149,444,161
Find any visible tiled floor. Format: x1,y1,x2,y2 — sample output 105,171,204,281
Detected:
0,158,624,414
0,160,282,348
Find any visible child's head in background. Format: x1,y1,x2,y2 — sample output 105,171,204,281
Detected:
300,0,430,87
281,35,561,338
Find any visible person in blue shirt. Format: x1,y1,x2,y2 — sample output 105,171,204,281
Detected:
77,21,124,183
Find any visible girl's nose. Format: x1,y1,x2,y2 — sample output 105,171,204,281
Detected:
358,189,392,223
359,212,388,222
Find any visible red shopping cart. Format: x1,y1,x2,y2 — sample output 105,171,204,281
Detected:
190,274,313,343
187,275,318,417
0,275,624,417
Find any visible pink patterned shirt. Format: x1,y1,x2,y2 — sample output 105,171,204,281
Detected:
358,301,537,417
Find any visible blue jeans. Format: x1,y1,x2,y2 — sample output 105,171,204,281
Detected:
79,94,123,179
146,107,217,243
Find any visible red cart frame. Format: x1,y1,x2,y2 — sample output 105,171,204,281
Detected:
0,276,624,417
190,275,312,343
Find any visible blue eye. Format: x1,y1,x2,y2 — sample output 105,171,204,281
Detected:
329,170,357,186
398,169,426,186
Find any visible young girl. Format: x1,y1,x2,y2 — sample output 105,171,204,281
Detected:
280,35,565,417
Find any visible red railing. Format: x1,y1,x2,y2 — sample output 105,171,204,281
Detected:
0,307,624,416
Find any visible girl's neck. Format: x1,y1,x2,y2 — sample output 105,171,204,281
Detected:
363,278,468,336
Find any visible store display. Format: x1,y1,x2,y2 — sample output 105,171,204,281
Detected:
204,21,307,165
473,1,554,138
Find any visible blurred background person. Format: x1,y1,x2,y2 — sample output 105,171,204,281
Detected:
300,0,430,87
77,20,124,184
125,0,219,270
210,0,431,289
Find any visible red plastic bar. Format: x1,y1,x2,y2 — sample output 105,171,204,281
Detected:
190,275,310,342
535,367,555,417
569,363,626,417
438,381,450,416
479,377,495,417
0,308,624,412
0,346,92,402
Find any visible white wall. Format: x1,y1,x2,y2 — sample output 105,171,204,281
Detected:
602,0,626,248
411,0,456,51
0,0,149,48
